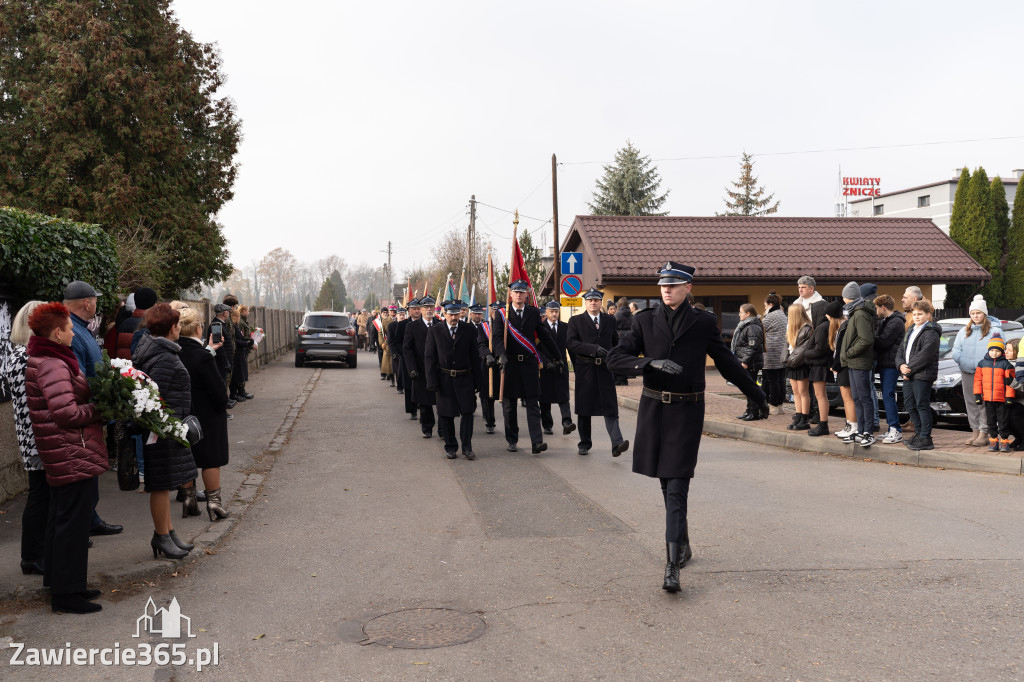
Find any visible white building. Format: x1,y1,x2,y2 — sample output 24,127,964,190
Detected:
848,170,1020,306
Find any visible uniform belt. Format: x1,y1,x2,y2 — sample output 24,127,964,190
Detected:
641,387,704,404
574,355,604,365
441,368,470,377
509,354,526,362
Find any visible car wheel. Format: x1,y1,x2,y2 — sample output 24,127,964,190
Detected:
348,355,357,368
295,354,304,368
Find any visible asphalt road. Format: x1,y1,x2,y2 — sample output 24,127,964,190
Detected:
3,356,1023,680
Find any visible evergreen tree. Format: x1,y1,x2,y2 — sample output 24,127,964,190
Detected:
946,167,995,308
947,167,972,248
588,141,669,216
988,176,1010,305
314,279,339,311
328,270,351,310
0,0,241,294
718,152,780,216
1004,179,1024,306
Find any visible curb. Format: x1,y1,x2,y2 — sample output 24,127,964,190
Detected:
613,393,1024,477
4,369,322,603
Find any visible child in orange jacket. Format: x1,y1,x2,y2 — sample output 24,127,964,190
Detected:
974,336,1015,452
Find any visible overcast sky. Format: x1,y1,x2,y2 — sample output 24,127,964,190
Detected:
172,0,1024,281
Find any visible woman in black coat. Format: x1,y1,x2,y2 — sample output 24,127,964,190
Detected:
132,304,198,560
177,308,231,520
802,300,833,435
730,304,765,421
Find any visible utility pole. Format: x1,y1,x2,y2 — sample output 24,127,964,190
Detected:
552,153,560,302
468,196,476,293
379,241,393,303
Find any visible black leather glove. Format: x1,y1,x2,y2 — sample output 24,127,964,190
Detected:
595,346,609,359
649,359,683,375
485,353,496,367
409,369,420,379
548,359,564,371
497,353,508,369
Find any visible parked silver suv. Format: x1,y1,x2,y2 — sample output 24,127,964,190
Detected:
295,311,357,367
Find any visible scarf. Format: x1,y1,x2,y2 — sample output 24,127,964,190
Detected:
842,297,864,317
26,335,80,376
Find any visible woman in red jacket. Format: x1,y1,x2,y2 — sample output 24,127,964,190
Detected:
24,302,109,614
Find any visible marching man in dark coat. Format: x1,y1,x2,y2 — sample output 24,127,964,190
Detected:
425,300,482,459
607,262,768,593
567,289,627,457
469,304,497,434
491,280,561,454
403,296,439,438
395,301,419,420
387,307,408,394
538,300,576,437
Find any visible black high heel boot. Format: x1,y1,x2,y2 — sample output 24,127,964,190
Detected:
181,485,201,518
169,530,194,551
662,543,682,592
151,532,188,559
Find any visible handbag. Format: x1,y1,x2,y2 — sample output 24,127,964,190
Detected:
182,414,203,446
785,347,806,370
113,421,140,491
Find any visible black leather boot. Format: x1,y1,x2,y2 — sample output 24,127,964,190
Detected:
151,532,188,559
169,530,194,551
680,522,693,567
662,543,681,592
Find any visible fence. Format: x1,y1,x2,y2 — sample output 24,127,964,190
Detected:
935,307,1024,322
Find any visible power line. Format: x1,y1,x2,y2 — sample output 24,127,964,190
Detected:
559,134,1024,166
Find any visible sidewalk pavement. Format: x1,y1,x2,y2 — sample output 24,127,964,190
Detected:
0,358,319,603
596,372,1024,476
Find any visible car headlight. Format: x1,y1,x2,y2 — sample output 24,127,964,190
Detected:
932,372,962,387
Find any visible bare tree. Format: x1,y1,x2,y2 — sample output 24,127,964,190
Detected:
258,247,298,308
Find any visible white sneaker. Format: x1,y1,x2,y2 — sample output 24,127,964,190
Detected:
835,421,855,438
882,427,903,444
842,431,860,444
858,432,876,447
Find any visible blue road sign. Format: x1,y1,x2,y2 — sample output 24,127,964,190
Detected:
561,252,582,275
560,275,582,297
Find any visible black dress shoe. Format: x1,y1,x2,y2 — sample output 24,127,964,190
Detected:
89,521,123,536
507,443,518,452
244,393,254,400
445,451,457,459
612,440,630,457
531,443,547,455
422,431,432,439
52,594,102,614
21,559,44,575
578,446,589,456
78,589,102,600
736,411,752,420
226,399,237,409
397,388,404,394
234,394,247,402
740,412,759,421
410,413,418,420
486,425,495,434
563,422,577,434
543,427,553,435
463,451,476,460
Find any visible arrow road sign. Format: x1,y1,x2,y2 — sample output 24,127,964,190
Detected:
560,275,582,298
561,252,581,275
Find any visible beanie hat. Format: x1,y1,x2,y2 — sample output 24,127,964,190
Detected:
824,300,844,319
134,287,158,310
859,283,877,299
842,281,861,299
969,294,988,316
988,336,1005,352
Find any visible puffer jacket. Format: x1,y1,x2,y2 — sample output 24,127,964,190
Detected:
2,337,42,471
133,334,197,491
952,315,1004,375
874,310,906,369
974,357,1015,403
895,321,942,384
762,307,788,370
24,336,107,486
840,300,877,370
730,316,764,369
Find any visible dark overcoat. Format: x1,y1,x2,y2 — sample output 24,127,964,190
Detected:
387,318,406,376
475,320,501,398
178,337,229,469
403,318,437,406
132,334,198,491
607,302,764,479
566,311,619,416
490,305,559,400
538,319,572,404
424,320,481,417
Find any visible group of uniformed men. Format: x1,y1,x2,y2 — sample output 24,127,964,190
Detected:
368,264,768,593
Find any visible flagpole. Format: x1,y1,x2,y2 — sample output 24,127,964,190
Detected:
487,254,495,399
500,210,519,402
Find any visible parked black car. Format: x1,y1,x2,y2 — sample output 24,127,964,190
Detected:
295,311,357,367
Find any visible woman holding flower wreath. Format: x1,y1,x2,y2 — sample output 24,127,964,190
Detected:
132,303,198,559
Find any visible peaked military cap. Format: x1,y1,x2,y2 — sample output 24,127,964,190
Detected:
657,261,695,285
443,299,464,312
544,300,561,309
508,279,530,292
420,295,436,306
396,307,407,313
407,298,420,307
470,304,484,313
488,300,505,309
582,287,603,301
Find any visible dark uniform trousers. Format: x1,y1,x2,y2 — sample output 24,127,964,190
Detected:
578,414,624,451
540,401,572,430
480,395,496,428
502,394,542,447
660,477,691,545
44,477,93,595
440,414,474,454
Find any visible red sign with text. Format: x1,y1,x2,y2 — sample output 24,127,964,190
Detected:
843,177,881,197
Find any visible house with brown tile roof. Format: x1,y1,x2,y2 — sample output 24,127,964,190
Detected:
540,215,989,331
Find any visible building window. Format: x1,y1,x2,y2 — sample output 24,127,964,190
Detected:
873,204,884,216
918,195,930,207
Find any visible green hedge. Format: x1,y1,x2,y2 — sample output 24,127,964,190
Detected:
0,207,119,308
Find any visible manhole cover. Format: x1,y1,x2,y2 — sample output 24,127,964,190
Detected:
360,608,486,649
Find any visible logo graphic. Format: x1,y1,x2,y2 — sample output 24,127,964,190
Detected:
134,597,196,639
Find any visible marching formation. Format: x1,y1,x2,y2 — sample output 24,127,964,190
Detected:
367,261,769,592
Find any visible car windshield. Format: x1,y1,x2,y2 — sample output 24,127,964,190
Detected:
938,328,958,358
304,315,350,329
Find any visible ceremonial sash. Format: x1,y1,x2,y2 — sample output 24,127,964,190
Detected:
373,318,383,335
498,309,541,363
482,321,491,341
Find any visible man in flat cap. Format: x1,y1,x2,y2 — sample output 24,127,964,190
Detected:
539,300,576,438
608,262,767,593
425,300,482,459
490,280,561,454
567,288,625,457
